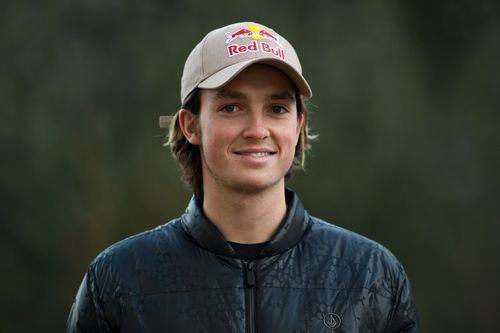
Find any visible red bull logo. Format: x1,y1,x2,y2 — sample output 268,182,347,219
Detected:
225,25,285,60
225,28,254,43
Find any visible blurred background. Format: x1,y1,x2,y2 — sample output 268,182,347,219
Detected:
1,0,499,332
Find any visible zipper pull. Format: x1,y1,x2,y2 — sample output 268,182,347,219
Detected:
244,261,256,286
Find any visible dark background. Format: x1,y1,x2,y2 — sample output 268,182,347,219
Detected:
2,1,499,332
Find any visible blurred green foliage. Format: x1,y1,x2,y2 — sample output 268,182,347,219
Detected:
1,1,499,332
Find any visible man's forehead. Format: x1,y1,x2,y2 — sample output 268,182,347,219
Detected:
200,63,298,103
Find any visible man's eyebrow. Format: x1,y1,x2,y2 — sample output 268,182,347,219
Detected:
269,91,296,102
212,90,296,102
212,90,247,101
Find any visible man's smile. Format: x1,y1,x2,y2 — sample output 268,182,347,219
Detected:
233,147,277,159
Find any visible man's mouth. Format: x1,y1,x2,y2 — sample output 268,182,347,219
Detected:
237,152,273,157
234,148,276,157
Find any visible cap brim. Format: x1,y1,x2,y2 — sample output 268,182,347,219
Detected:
197,58,312,98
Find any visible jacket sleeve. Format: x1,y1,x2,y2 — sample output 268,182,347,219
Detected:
385,271,420,333
66,266,112,333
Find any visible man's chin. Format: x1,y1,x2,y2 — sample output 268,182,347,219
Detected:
225,178,285,196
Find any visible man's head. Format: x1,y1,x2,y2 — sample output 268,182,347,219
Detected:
164,22,314,200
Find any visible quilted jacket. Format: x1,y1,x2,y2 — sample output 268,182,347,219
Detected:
67,190,419,332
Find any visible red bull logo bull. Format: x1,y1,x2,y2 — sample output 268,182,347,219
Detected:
225,28,254,43
258,29,279,44
225,25,285,60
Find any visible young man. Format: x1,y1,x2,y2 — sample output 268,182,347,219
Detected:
67,22,419,332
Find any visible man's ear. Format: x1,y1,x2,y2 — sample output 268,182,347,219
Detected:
178,109,201,145
296,113,305,136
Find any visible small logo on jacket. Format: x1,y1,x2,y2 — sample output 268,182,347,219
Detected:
323,313,341,329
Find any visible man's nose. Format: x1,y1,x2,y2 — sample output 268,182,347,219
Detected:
242,111,270,139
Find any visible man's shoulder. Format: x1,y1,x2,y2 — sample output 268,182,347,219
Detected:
81,217,203,298
90,218,187,270
304,215,404,272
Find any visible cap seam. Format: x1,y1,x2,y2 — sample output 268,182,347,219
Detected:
199,34,210,79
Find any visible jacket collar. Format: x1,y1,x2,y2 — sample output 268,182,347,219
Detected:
180,189,309,258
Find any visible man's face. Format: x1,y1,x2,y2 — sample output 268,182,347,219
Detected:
187,64,304,195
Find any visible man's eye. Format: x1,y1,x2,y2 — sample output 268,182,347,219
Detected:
272,106,287,114
222,105,238,113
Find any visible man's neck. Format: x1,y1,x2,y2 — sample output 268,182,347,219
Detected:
202,184,287,244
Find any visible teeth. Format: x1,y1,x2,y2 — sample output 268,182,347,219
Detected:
241,152,269,157
248,152,268,157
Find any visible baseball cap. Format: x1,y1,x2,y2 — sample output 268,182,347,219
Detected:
180,21,312,105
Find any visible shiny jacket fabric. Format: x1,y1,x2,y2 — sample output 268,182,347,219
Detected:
67,190,419,332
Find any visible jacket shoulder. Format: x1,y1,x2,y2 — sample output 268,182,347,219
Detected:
86,219,191,293
92,219,184,264
304,216,407,278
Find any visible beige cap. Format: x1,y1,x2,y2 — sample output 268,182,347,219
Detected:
180,22,312,105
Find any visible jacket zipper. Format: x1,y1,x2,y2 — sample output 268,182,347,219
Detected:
244,261,256,333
